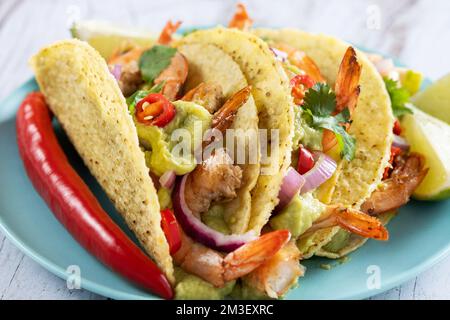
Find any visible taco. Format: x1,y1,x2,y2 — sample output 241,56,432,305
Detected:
30,23,303,299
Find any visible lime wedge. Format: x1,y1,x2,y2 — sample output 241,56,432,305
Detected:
401,106,450,200
71,20,157,59
412,73,450,124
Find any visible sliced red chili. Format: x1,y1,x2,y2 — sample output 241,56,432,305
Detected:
135,93,176,127
290,74,316,105
393,119,402,135
297,146,315,175
160,209,182,255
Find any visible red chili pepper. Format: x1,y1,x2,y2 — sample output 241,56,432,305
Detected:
160,209,182,255
16,93,173,299
383,146,403,180
290,74,315,105
297,146,315,175
135,93,176,127
393,119,402,135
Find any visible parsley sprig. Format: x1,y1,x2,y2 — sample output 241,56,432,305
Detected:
384,78,413,117
302,83,356,161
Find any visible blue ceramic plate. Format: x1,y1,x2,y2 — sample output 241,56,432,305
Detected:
1,69,449,300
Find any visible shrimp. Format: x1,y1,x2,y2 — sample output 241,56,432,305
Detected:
184,148,242,216
173,229,291,287
107,20,187,100
158,20,182,45
243,242,304,299
303,205,389,241
182,82,224,114
361,153,428,216
211,86,252,135
228,3,253,31
275,43,326,84
154,51,189,100
322,46,362,152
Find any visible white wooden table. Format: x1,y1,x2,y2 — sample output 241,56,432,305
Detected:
1,0,449,300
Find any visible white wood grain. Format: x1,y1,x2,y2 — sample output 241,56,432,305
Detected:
0,0,449,300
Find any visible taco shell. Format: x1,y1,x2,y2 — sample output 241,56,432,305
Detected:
30,39,175,283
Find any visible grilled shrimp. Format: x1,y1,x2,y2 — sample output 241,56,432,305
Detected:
303,205,389,241
154,51,189,100
108,20,187,100
184,148,242,216
322,46,362,152
275,42,326,84
173,229,291,287
228,3,253,31
211,86,252,135
361,153,428,216
243,242,304,299
182,83,224,114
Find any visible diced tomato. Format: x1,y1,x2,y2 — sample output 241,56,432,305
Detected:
393,119,402,135
135,93,176,127
383,146,403,179
160,209,182,255
290,74,316,105
297,146,315,175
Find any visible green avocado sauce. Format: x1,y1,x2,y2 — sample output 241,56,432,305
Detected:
130,100,212,176
270,193,325,239
174,267,236,300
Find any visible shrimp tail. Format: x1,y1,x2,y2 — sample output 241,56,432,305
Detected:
335,47,362,113
228,3,253,30
158,20,182,45
211,86,252,134
335,207,389,241
223,230,291,282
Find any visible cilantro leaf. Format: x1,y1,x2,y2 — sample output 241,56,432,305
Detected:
303,83,337,117
126,82,165,114
384,78,413,117
302,83,356,160
139,45,177,83
303,109,356,161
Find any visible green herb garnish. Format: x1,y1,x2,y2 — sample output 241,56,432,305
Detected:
384,77,413,117
302,83,356,161
139,45,177,83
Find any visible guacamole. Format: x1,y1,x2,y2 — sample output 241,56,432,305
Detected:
132,100,212,176
174,267,235,300
270,193,325,239
292,100,323,151
202,204,230,235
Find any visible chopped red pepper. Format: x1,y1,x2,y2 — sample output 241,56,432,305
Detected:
160,209,182,255
297,146,315,175
393,119,402,135
135,93,176,127
290,74,316,105
383,146,403,179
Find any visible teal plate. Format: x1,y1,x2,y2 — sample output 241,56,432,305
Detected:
1,72,449,300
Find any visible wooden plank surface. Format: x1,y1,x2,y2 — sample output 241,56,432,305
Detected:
0,0,449,300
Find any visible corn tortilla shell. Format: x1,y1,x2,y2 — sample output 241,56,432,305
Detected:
253,29,394,256
177,43,260,234
178,27,295,234
30,39,175,283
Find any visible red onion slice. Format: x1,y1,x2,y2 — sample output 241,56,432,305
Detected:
301,152,337,194
159,170,176,189
110,64,122,81
270,47,288,62
172,174,257,252
274,167,306,213
392,134,410,151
